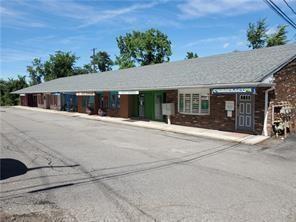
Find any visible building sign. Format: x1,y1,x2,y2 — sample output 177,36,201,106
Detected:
118,91,139,95
225,101,234,111
211,88,256,94
76,92,95,96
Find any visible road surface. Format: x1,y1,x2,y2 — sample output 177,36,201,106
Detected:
1,107,295,221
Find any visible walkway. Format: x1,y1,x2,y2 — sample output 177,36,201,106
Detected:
15,106,269,145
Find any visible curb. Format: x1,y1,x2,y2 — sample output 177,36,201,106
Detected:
13,106,269,145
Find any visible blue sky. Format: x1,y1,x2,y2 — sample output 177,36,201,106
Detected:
1,0,296,80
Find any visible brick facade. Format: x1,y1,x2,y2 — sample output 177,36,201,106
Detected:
166,88,266,134
273,59,296,104
49,95,62,111
254,88,268,134
268,59,296,134
166,90,236,132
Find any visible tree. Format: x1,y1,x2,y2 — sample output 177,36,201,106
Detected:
186,52,198,59
0,75,28,106
115,54,135,69
115,28,172,69
91,51,113,72
247,19,268,49
43,51,78,81
73,66,90,75
27,58,44,85
247,19,288,49
267,25,288,47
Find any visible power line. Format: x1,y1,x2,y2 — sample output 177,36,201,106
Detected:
267,0,296,28
263,0,296,29
282,0,296,15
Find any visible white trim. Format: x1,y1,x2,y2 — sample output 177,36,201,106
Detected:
119,91,139,95
13,82,274,94
263,87,274,136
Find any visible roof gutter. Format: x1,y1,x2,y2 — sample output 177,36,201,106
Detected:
12,82,273,94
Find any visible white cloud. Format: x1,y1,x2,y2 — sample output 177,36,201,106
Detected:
0,5,46,28
223,42,230,48
178,0,265,19
236,41,246,46
0,49,46,63
266,26,278,35
184,35,238,48
37,0,160,28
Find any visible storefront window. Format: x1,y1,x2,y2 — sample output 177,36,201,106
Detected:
110,92,120,109
185,94,191,113
178,89,210,115
200,96,209,113
192,94,199,113
179,94,184,112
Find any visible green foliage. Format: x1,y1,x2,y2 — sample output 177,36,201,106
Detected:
186,52,198,59
267,25,288,47
82,64,93,73
0,76,28,106
26,58,44,85
43,51,78,81
91,51,113,72
247,19,288,49
115,54,135,69
115,28,172,69
73,66,90,75
247,19,268,49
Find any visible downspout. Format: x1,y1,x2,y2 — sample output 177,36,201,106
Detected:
263,87,275,136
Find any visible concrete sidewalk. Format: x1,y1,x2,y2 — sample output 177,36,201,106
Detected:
14,106,269,145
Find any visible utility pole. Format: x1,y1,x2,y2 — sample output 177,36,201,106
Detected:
91,48,96,72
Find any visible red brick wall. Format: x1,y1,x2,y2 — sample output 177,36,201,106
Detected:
20,96,28,106
49,95,62,110
166,89,266,134
254,88,268,134
273,59,296,104
37,94,45,108
165,90,236,132
269,59,296,133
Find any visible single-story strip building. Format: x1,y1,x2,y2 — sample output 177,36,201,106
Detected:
13,44,296,135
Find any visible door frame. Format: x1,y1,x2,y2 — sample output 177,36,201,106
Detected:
235,94,255,132
154,92,164,121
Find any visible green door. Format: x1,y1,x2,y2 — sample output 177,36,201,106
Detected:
144,92,154,119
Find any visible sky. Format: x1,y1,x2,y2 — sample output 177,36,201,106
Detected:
1,0,296,80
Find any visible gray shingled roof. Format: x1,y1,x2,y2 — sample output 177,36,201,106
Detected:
13,44,296,94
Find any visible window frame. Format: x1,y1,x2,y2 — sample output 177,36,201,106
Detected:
109,92,120,110
178,88,210,115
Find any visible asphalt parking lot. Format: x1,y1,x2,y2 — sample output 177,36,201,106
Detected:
1,107,296,222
